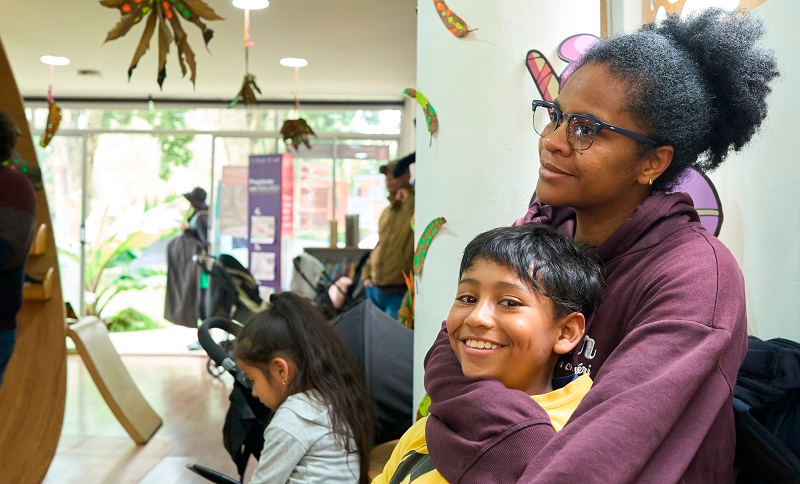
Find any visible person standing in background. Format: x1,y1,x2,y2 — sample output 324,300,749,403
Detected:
0,110,36,386
165,186,210,340
362,153,415,319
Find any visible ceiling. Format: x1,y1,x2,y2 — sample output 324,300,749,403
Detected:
0,0,417,104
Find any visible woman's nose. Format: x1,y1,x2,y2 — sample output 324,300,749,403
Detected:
541,120,573,155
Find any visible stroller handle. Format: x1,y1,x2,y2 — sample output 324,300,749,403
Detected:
198,317,251,388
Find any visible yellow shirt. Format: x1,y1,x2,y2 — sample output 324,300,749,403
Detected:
371,374,592,484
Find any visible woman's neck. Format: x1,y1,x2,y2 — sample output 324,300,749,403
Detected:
573,196,648,246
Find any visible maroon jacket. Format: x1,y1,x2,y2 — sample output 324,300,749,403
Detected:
0,167,36,332
424,193,748,483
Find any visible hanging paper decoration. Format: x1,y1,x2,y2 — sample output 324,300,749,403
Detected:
39,67,62,148
414,216,446,277
526,34,599,103
403,88,439,143
279,65,316,151
230,74,261,107
230,7,260,106
100,0,223,88
280,119,316,151
432,0,473,38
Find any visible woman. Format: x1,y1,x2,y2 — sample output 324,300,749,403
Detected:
422,8,779,484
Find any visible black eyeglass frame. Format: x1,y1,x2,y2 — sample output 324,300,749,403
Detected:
531,99,660,151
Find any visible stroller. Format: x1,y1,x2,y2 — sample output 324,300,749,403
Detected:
199,254,265,378
188,299,414,483
290,251,370,319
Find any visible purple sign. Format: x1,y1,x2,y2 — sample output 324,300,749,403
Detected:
248,154,284,297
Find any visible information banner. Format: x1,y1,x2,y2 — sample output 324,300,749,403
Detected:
248,154,293,298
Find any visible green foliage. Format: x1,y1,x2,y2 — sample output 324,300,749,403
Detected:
106,307,164,333
101,109,194,181
59,198,183,326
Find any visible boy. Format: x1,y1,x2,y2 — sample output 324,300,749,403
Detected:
373,223,603,483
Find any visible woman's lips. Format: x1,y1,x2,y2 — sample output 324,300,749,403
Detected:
539,162,572,180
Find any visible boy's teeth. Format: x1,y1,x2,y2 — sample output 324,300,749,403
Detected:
465,339,498,350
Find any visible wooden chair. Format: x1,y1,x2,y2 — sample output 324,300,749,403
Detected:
368,439,400,481
67,317,162,444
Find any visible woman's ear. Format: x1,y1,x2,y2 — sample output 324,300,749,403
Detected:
639,145,674,186
553,312,586,355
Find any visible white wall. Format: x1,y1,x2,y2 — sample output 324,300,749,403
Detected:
413,2,600,407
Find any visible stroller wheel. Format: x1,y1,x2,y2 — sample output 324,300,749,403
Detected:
207,358,226,378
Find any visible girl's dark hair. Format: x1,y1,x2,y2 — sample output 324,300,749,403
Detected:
233,292,373,484
0,111,19,162
459,224,603,320
577,8,779,192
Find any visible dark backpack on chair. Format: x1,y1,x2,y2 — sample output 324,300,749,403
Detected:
734,336,800,483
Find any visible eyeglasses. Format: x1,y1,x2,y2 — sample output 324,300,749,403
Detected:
532,100,659,152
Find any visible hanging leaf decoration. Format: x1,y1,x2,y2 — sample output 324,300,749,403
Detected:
39,99,62,148
414,217,446,276
403,88,438,135
432,0,473,38
100,0,223,88
280,119,316,152
229,74,261,107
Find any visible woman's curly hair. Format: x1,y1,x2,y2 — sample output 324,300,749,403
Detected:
0,111,19,162
577,8,779,192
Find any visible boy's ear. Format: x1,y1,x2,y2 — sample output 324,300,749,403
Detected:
553,312,586,355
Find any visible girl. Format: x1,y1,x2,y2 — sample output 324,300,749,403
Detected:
233,291,373,484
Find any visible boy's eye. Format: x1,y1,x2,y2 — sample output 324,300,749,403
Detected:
499,299,521,308
456,295,477,304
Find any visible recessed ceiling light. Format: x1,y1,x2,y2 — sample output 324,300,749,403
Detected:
354,152,369,159
232,0,269,9
280,58,308,68
40,55,70,66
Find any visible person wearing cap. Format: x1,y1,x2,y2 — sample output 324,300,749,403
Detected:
182,186,209,250
362,153,415,319
165,186,210,340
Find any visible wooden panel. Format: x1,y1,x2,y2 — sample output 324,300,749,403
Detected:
67,317,163,444
0,35,67,484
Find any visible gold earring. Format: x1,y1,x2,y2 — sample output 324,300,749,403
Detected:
648,178,653,186
281,379,287,386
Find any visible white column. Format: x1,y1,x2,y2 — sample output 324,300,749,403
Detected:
413,2,600,406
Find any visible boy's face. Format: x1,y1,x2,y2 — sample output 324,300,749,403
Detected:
446,259,564,395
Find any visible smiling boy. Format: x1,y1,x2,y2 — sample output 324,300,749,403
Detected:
372,224,603,484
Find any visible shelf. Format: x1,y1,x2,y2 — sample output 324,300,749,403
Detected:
28,224,47,256
23,266,54,300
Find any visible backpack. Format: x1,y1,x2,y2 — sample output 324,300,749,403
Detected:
734,336,800,483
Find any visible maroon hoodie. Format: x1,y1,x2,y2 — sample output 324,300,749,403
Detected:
424,192,748,483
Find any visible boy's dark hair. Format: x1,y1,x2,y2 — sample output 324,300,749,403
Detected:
233,292,373,484
578,8,779,192
459,224,603,320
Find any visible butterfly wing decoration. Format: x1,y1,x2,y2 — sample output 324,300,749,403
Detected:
526,34,599,102
669,167,724,236
280,119,316,151
100,0,223,88
414,216,446,277
431,0,473,38
556,34,599,91
39,99,62,148
403,88,439,135
230,74,261,107
525,50,559,103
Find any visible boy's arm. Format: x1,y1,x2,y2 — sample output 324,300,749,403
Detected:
424,323,556,483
